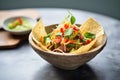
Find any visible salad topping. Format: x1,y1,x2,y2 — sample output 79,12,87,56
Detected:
42,12,95,53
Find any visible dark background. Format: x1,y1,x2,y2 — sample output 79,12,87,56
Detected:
0,0,120,19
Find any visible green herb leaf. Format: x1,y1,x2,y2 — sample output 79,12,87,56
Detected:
84,32,95,39
70,16,76,24
64,28,73,37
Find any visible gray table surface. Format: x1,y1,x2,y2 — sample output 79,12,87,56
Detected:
0,8,120,80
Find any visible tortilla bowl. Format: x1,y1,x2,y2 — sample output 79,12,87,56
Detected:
29,24,107,70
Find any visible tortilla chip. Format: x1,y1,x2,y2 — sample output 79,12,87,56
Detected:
71,18,104,54
80,18,104,38
32,19,50,51
32,19,47,41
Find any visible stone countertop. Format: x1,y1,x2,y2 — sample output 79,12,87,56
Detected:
0,8,120,80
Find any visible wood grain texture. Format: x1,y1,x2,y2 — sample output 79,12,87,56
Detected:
0,29,29,49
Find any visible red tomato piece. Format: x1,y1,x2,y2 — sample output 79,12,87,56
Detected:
64,24,69,29
86,39,92,44
60,28,64,33
73,26,79,31
17,18,22,25
60,28,64,36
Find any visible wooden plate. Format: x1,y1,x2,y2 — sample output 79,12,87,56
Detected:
0,29,28,49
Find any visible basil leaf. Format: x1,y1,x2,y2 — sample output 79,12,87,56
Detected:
70,16,76,24
64,28,73,37
84,32,95,39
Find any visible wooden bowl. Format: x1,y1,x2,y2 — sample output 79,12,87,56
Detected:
29,24,107,70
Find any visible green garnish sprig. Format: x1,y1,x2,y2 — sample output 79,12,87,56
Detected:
62,10,76,25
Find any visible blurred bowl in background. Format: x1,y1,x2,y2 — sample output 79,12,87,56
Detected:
2,16,36,35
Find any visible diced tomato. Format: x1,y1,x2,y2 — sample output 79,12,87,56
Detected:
64,24,69,29
79,35,84,40
69,40,76,44
86,39,92,44
54,36,62,44
64,38,69,42
17,18,22,25
60,28,64,36
60,28,64,33
82,39,92,45
73,26,79,31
